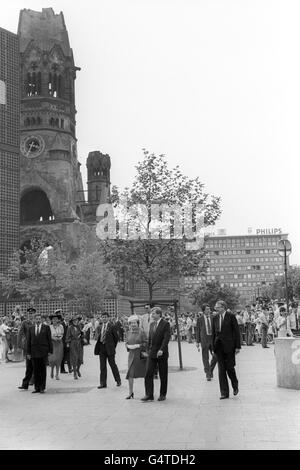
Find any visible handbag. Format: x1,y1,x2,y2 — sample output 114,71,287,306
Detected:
140,350,148,360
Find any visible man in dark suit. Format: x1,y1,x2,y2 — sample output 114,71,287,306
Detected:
26,312,53,394
94,312,121,389
212,300,241,400
18,307,35,390
141,307,170,402
196,304,217,381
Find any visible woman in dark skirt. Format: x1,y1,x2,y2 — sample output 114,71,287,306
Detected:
125,315,148,399
48,312,64,380
66,316,84,380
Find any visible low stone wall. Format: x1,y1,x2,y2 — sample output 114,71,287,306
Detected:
274,337,300,390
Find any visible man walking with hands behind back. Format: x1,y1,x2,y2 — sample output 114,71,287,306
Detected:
212,300,241,400
141,307,170,402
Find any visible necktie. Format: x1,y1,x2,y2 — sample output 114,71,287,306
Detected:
36,325,40,335
219,314,223,331
153,321,158,333
206,317,211,335
101,323,107,343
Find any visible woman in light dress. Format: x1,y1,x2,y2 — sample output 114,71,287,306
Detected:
125,315,148,399
0,317,11,363
48,311,64,380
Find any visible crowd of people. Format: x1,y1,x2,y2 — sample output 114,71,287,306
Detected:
0,298,299,400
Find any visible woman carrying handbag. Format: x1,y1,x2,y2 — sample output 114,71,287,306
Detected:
125,315,148,399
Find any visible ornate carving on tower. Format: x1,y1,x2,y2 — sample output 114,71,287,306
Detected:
18,7,84,224
18,8,86,260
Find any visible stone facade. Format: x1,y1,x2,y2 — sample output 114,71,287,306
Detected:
17,9,109,259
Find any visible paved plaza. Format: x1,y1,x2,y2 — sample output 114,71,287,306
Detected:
0,340,300,450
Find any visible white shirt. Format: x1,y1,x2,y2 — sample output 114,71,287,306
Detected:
219,312,225,330
35,324,41,335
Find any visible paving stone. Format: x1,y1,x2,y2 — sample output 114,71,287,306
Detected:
0,341,300,449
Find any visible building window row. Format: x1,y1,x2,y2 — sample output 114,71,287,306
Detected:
24,116,42,126
210,256,281,264
206,238,279,249
24,72,64,99
212,249,278,256
49,117,64,129
208,265,280,273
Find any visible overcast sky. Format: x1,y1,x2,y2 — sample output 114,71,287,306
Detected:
2,0,300,264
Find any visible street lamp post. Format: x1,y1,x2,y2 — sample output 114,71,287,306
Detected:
277,239,292,318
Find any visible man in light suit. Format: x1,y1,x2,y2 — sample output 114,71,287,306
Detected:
212,300,241,400
141,307,170,402
139,304,154,338
26,312,53,394
196,304,217,381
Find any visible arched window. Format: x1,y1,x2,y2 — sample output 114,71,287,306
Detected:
25,72,42,97
48,72,63,98
37,117,42,125
30,117,36,126
20,189,54,224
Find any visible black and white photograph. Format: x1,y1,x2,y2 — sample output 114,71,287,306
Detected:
0,0,300,452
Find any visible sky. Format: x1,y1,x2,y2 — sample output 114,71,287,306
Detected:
2,0,300,264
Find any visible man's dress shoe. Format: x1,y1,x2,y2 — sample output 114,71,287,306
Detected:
233,388,239,396
220,395,229,400
18,386,28,390
32,390,40,394
141,396,154,401
157,396,166,401
116,381,121,387
97,385,107,389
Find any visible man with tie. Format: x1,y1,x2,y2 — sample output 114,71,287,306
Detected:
26,312,52,394
196,304,217,381
139,304,159,379
212,300,241,400
141,307,170,402
94,312,121,389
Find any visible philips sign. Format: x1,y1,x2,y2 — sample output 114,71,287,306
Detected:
256,228,282,235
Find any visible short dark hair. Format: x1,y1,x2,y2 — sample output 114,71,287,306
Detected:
202,304,210,312
279,306,286,313
151,307,162,317
101,312,109,317
216,300,227,309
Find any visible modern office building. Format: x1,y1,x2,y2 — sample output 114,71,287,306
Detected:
185,231,288,302
0,27,20,274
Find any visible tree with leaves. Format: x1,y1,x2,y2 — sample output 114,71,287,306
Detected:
260,265,300,301
189,280,241,311
98,149,221,304
0,238,116,314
